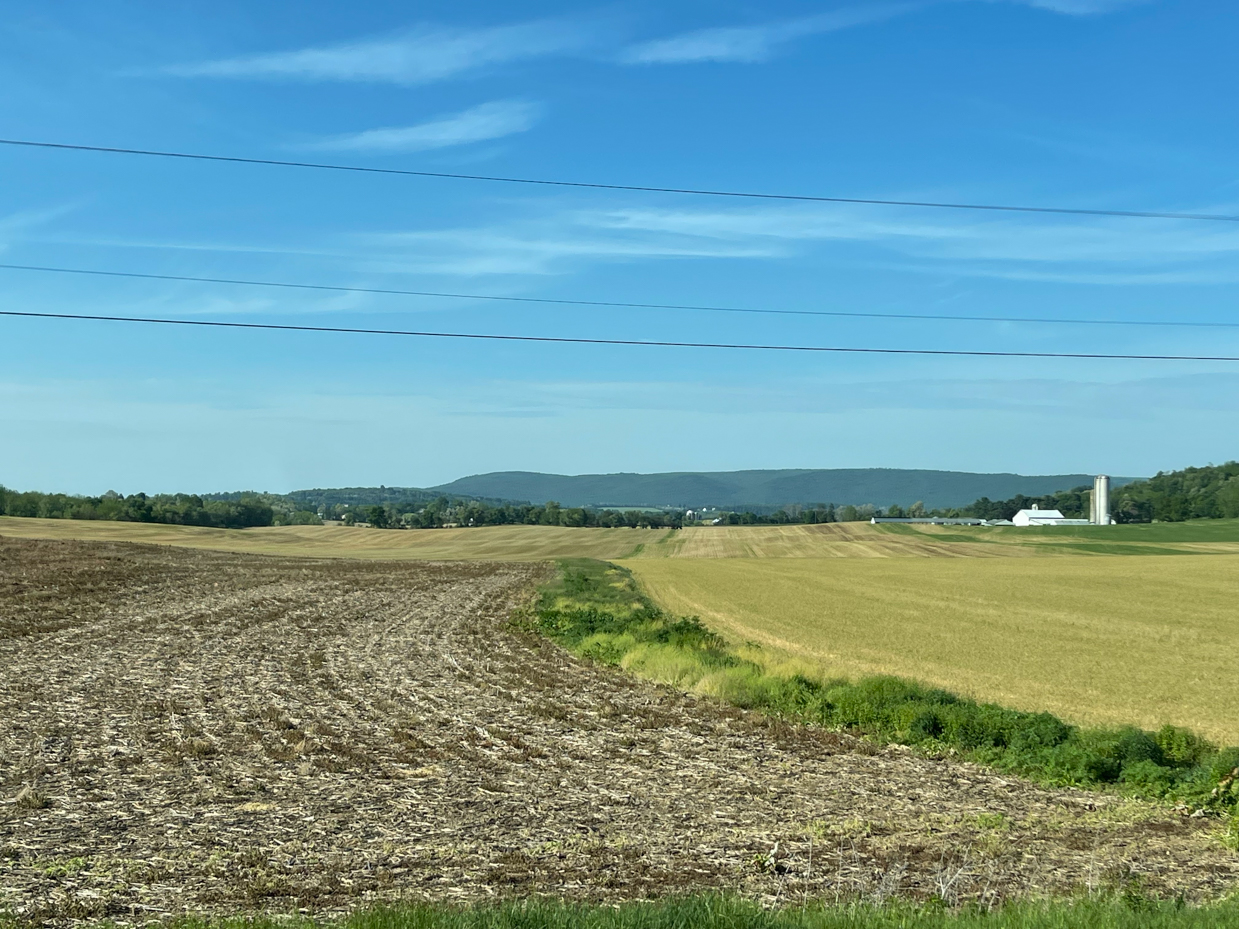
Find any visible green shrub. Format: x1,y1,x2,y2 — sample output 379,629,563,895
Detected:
1156,724,1217,767
1008,712,1074,751
1119,760,1178,795
1209,747,1239,784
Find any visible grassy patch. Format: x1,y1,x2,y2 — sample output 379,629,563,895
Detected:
8,896,1239,929
1016,519,1239,544
525,561,1239,814
1224,808,1239,851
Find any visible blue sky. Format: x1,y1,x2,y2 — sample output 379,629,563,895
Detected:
1,0,1237,494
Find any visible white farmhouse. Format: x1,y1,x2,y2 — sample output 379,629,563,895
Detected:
1011,504,1090,527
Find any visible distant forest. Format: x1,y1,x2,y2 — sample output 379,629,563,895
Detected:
2,461,1236,530
0,488,280,529
1111,462,1239,522
351,498,682,530
0,486,680,531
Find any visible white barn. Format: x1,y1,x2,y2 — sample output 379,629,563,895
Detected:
1012,505,1090,527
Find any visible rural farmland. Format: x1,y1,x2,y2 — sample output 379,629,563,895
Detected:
3,534,1238,923
6,515,1239,562
7,2,1239,924
4,515,1239,742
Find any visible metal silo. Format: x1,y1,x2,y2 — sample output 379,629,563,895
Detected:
1092,475,1111,525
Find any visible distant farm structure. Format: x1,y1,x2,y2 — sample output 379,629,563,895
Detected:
872,474,1116,527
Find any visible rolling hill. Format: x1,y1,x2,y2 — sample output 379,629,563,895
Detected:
429,468,1137,510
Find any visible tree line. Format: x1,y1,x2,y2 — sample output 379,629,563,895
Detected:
1108,462,1239,522
0,487,277,529
345,497,683,530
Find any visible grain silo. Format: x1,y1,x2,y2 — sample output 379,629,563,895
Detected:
1091,475,1111,525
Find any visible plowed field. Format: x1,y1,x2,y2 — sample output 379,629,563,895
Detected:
2,537,1236,923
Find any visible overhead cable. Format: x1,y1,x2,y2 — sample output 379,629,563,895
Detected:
1,137,1236,223
1,263,1233,330
2,309,1237,362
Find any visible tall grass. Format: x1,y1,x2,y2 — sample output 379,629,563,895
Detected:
47,896,1239,929
523,560,1239,814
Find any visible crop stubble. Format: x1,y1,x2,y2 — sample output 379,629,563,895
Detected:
1,537,1236,922
625,556,1239,743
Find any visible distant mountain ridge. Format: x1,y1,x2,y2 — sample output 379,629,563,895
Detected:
428,469,1138,511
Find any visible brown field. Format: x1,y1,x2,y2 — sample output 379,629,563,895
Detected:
0,516,668,561
3,536,1237,921
625,555,1239,744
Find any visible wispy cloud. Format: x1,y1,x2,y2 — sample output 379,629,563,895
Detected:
621,0,1146,67
581,202,1239,282
361,198,1239,282
0,203,80,254
620,5,918,65
36,192,1236,288
1008,0,1149,13
309,100,543,153
358,222,777,277
167,18,600,84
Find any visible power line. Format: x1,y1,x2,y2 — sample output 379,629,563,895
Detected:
2,308,1236,362
3,137,1236,223
2,262,1234,330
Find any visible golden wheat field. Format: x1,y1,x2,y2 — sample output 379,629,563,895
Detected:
625,554,1239,744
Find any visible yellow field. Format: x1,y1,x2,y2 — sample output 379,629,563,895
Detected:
639,522,1239,558
0,516,669,561
625,555,1239,744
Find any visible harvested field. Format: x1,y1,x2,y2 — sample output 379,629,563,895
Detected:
625,555,1239,743
5,516,1238,565
644,522,1239,559
0,517,668,562
646,523,1025,559
1,537,1237,924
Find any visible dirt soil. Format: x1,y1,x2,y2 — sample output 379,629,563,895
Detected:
1,537,1236,924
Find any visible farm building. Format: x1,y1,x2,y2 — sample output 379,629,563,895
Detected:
1012,505,1090,527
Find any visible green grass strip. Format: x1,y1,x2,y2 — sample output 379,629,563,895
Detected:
521,560,1239,819
21,895,1239,929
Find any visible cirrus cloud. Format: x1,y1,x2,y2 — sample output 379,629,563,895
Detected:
620,5,919,65
309,100,544,153
166,18,601,85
